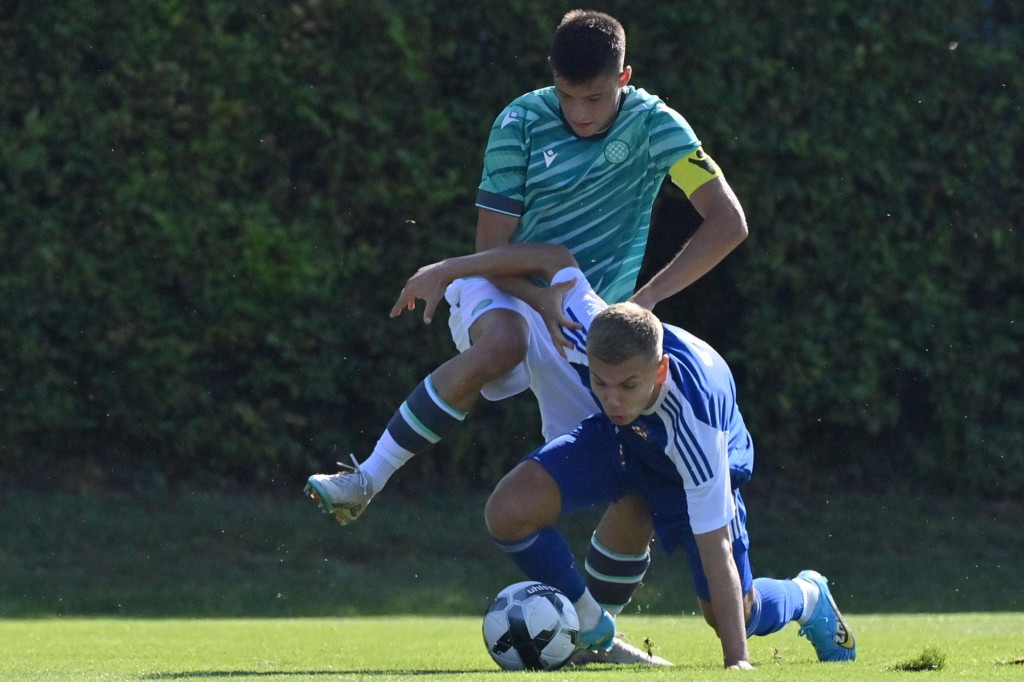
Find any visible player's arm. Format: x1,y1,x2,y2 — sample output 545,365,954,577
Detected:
390,239,578,323
631,150,748,310
475,208,584,352
474,209,566,308
694,524,752,669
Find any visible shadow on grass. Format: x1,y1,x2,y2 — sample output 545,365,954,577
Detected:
141,670,500,679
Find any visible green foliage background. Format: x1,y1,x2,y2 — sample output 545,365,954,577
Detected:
1,1,1020,494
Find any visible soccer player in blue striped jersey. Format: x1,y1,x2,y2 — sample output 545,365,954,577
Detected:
306,11,748,660
383,243,856,667
469,248,856,668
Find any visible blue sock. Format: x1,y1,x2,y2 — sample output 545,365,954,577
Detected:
495,528,587,602
746,578,805,637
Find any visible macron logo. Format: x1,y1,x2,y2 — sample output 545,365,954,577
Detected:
501,110,519,129
543,149,558,168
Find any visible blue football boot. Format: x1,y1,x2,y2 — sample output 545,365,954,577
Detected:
796,570,857,662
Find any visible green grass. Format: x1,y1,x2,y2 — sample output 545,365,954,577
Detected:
2,485,1023,680
2,614,1023,681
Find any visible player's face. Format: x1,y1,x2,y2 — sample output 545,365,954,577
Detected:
589,353,668,426
553,66,631,138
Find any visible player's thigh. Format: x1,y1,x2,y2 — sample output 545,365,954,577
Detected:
530,417,626,515
485,460,561,540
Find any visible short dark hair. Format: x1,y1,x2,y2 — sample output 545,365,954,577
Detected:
549,10,626,84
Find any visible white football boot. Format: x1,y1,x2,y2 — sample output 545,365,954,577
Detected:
304,455,375,525
570,633,674,667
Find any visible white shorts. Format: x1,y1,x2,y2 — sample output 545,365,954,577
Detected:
445,268,606,442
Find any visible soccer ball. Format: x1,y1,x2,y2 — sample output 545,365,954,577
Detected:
482,581,579,671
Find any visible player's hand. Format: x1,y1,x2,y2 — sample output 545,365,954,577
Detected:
390,261,450,324
628,286,659,311
726,660,755,670
534,277,581,358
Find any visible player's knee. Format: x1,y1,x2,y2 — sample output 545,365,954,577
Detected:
476,332,528,374
469,313,529,375
485,487,531,541
698,591,754,636
485,463,557,541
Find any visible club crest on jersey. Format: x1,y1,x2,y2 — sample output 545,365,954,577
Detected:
604,139,630,164
631,424,650,440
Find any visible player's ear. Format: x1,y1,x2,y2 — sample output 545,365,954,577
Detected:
654,355,669,385
618,65,632,88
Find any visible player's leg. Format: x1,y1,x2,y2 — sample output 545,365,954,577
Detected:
701,573,854,662
534,267,656,614
357,306,528,488
305,300,530,524
696,491,855,662
585,495,653,616
697,590,757,633
485,460,613,651
485,418,625,652
568,495,678,666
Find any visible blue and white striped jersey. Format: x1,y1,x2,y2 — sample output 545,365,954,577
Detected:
617,324,753,534
477,86,701,303
563,289,754,535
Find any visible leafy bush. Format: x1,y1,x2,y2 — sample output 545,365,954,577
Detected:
0,1,1019,494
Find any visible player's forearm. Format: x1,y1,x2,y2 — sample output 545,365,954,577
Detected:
696,527,750,668
632,177,748,310
441,243,576,283
632,210,747,309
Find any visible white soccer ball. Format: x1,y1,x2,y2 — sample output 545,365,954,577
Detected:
482,581,580,671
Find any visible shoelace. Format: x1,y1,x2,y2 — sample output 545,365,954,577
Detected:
334,453,372,496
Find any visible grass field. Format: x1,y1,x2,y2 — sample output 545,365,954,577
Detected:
2,485,1022,680
3,614,1023,681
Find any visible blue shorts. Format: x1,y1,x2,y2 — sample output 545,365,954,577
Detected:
528,415,753,603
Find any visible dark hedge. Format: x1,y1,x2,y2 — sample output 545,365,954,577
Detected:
0,1,1020,495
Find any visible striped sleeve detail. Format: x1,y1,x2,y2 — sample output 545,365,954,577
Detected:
663,390,716,486
476,189,523,217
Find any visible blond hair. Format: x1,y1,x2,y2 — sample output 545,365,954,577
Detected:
587,302,663,366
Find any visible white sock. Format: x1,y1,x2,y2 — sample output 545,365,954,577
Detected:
793,577,818,625
357,431,414,493
573,589,605,632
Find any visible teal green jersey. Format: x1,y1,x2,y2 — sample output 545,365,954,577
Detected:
476,86,700,303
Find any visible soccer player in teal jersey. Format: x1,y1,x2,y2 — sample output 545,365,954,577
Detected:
306,11,748,662
477,83,707,304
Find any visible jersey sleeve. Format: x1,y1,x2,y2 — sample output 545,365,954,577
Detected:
683,427,736,535
648,102,700,174
476,104,529,217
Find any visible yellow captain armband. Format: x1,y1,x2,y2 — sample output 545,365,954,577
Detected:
668,146,722,197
